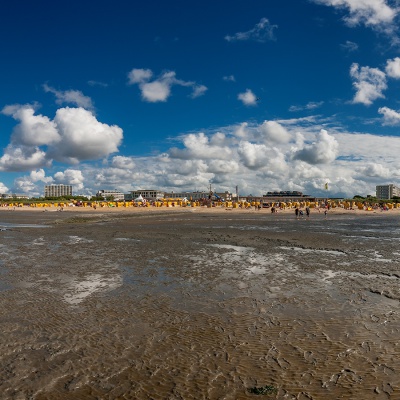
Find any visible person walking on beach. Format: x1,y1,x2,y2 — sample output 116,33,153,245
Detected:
324,209,328,219
295,207,299,219
306,206,310,218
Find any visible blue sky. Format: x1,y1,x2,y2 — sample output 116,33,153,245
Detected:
1,0,400,198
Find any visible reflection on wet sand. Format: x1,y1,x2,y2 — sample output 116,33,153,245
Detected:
0,211,399,399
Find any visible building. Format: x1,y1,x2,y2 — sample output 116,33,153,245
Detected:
376,184,400,200
164,191,207,200
1,193,29,200
96,189,125,201
44,184,72,198
264,191,305,197
164,191,233,201
260,190,312,203
126,190,165,201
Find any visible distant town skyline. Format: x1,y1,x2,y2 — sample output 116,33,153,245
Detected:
1,0,400,198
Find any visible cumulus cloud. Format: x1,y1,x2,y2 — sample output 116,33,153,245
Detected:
378,106,400,125
5,112,400,199
0,145,48,172
225,18,278,42
54,169,85,191
127,68,153,84
111,156,136,170
237,141,288,173
357,163,390,178
13,176,38,194
292,129,338,164
207,159,239,175
2,105,60,146
30,169,53,183
50,107,123,163
233,122,250,139
259,121,291,144
127,68,207,102
237,142,271,170
385,57,400,78
1,105,123,171
313,0,398,31
238,89,257,106
0,182,9,193
350,63,387,105
43,84,94,110
169,132,233,160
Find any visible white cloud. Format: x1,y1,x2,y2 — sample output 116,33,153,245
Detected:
313,0,398,29
385,57,400,78
207,159,239,175
2,105,60,146
0,145,48,172
43,84,94,110
233,122,249,139
169,132,233,160
54,169,85,191
378,106,400,125
1,105,123,172
127,68,207,102
237,141,270,170
111,156,136,170
0,182,9,193
127,68,153,84
259,121,291,144
51,107,123,163
140,80,171,102
292,129,339,164
13,176,38,194
237,141,288,173
30,169,53,183
225,18,278,42
190,85,208,98
5,114,400,199
238,89,257,106
356,163,390,178
350,63,387,105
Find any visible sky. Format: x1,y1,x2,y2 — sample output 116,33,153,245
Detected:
1,0,400,198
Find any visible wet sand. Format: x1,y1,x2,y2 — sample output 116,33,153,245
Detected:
0,208,400,399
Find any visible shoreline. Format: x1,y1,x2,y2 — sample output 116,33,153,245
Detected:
1,203,399,215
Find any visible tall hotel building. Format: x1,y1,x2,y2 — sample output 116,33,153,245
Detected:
44,184,73,198
376,184,400,200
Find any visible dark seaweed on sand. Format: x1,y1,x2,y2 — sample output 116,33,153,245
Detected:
247,384,278,395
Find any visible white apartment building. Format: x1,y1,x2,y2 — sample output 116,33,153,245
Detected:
164,191,233,201
127,190,165,201
44,184,72,198
1,193,29,199
376,184,400,200
164,191,208,200
96,189,125,201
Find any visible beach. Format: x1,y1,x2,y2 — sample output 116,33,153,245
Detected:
0,206,399,399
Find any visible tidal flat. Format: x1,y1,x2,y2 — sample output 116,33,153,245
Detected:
0,209,399,399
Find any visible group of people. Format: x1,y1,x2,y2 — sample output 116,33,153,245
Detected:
295,206,328,219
